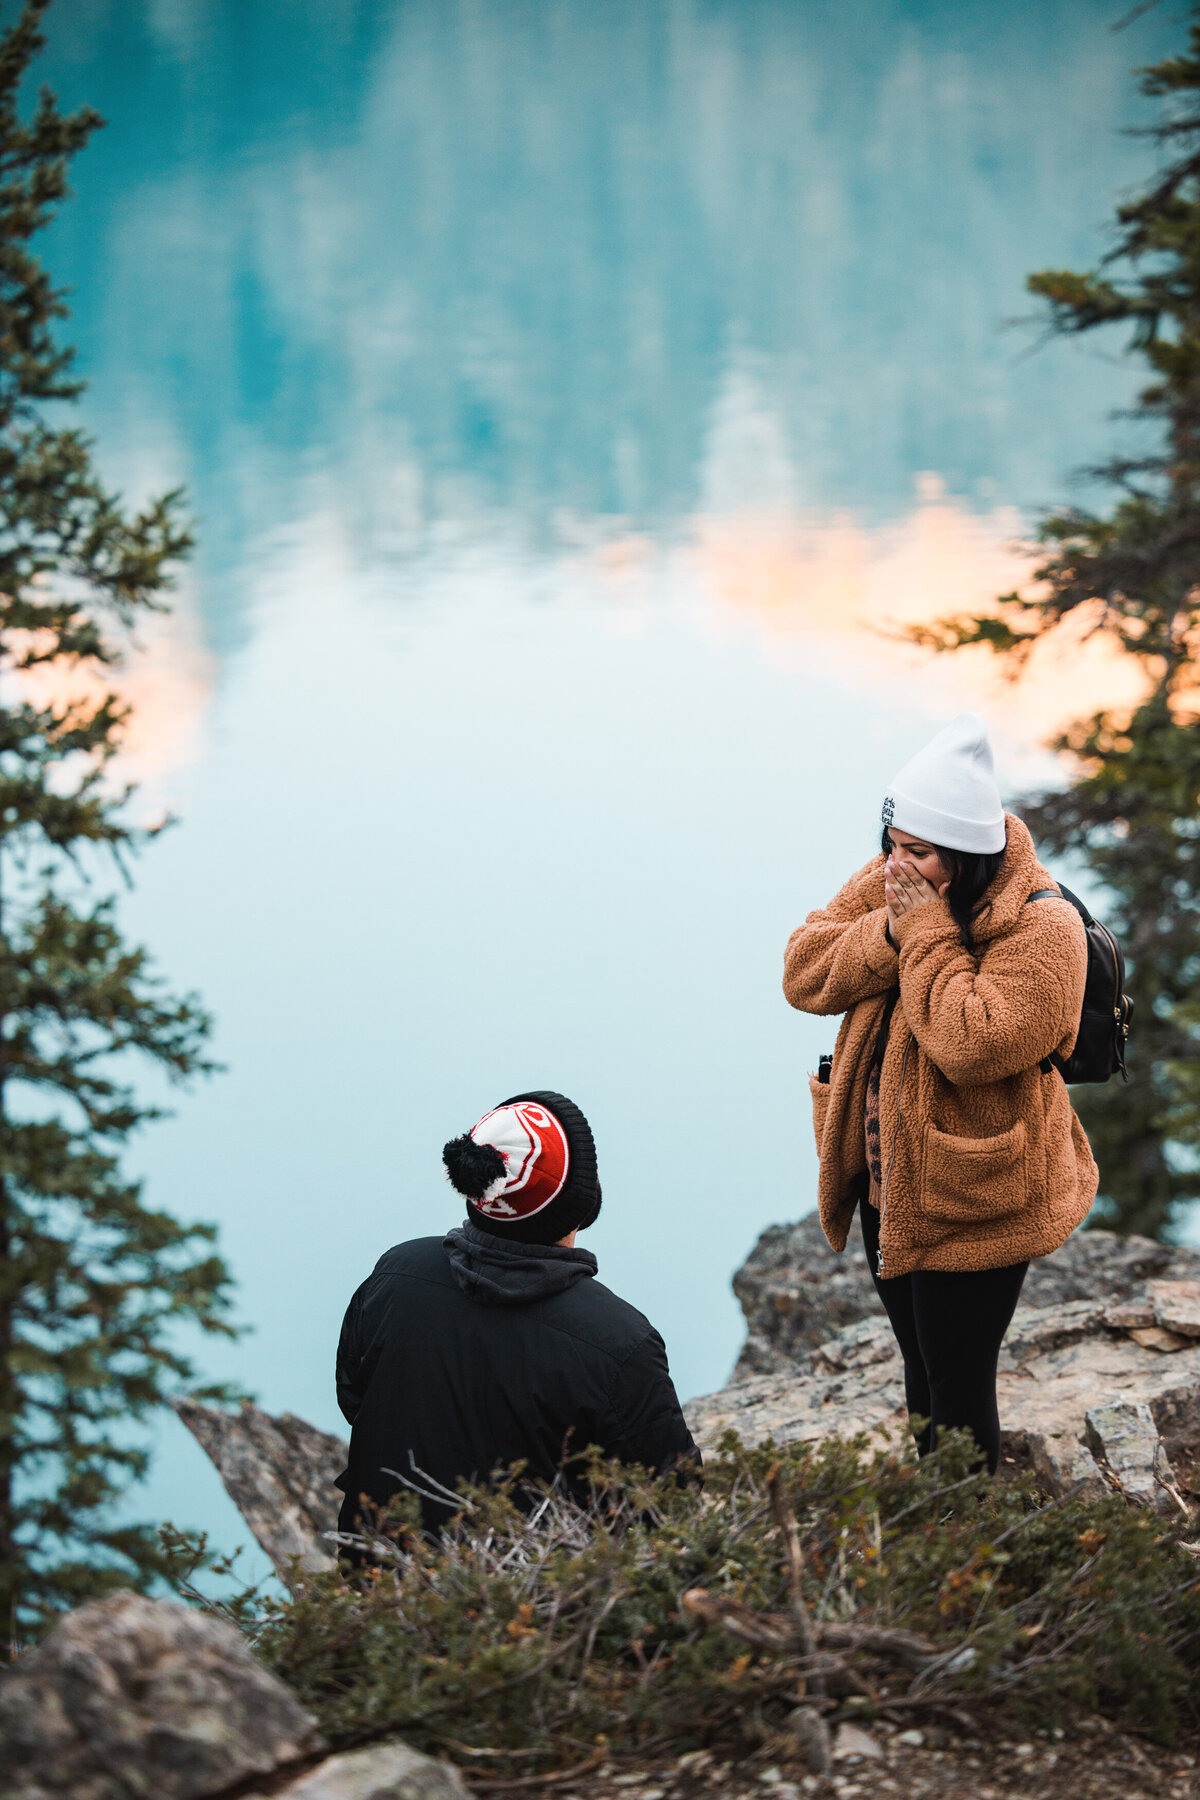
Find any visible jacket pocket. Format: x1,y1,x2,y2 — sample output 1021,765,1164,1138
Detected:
809,1073,831,1158
921,1119,1027,1223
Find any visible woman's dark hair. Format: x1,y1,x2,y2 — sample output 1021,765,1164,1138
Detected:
881,827,1005,951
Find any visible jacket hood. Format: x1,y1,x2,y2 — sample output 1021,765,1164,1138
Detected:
443,1220,598,1307
967,812,1045,942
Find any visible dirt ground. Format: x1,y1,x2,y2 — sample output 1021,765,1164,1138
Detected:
465,1715,1200,1799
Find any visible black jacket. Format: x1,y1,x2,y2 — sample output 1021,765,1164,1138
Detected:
335,1223,700,1536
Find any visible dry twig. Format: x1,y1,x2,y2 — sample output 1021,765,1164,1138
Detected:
467,1747,608,1790
767,1465,823,1696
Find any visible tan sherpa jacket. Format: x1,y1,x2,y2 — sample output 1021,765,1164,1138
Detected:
783,814,1099,1276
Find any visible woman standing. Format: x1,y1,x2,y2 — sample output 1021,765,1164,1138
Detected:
783,713,1097,1473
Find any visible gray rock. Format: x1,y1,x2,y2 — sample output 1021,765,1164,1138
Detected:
731,1215,880,1378
1149,1279,1200,1338
0,1590,323,1800
832,1722,884,1761
266,1744,470,1800
1013,1228,1200,1312
175,1399,348,1578
729,1215,1200,1381
684,1290,1200,1508
1105,1299,1156,1329
1129,1324,1192,1352
1085,1399,1177,1513
785,1708,832,1774
1028,1433,1109,1502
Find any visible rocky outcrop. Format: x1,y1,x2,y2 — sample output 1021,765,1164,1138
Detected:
689,1224,1200,1510
688,1285,1200,1506
731,1214,1200,1379
0,1590,468,1800
174,1398,348,1575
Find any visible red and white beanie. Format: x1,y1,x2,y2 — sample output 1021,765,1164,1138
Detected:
443,1090,601,1244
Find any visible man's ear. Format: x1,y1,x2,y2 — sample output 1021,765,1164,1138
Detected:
937,880,951,897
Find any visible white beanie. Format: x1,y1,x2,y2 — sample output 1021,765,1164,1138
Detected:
882,712,1006,855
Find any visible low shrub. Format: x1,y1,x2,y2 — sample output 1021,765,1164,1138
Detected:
167,1430,1200,1774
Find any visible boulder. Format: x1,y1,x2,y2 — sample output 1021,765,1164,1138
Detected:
174,1398,348,1576
1085,1399,1176,1514
0,1590,323,1800
264,1744,470,1799
0,1592,472,1800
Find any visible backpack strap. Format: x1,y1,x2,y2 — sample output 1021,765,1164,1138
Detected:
1030,880,1095,924
1026,889,1064,1074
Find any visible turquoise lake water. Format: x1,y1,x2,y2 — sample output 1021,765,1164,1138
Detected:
34,0,1179,1569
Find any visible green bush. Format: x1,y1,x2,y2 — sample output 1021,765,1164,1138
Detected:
170,1432,1200,1773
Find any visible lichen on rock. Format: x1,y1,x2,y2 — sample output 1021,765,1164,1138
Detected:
0,1589,323,1800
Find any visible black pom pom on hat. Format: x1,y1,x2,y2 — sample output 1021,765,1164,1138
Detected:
442,1133,507,1202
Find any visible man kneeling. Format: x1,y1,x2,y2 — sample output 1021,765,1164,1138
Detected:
335,1090,699,1540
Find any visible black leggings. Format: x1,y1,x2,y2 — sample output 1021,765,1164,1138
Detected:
859,1197,1027,1474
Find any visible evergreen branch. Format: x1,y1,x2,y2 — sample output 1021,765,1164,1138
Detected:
904,6,1200,1238
0,2,230,1631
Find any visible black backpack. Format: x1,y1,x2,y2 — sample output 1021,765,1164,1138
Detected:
1027,884,1132,1084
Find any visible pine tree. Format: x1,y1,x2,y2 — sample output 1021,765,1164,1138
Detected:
911,11,1200,1238
0,0,234,1633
